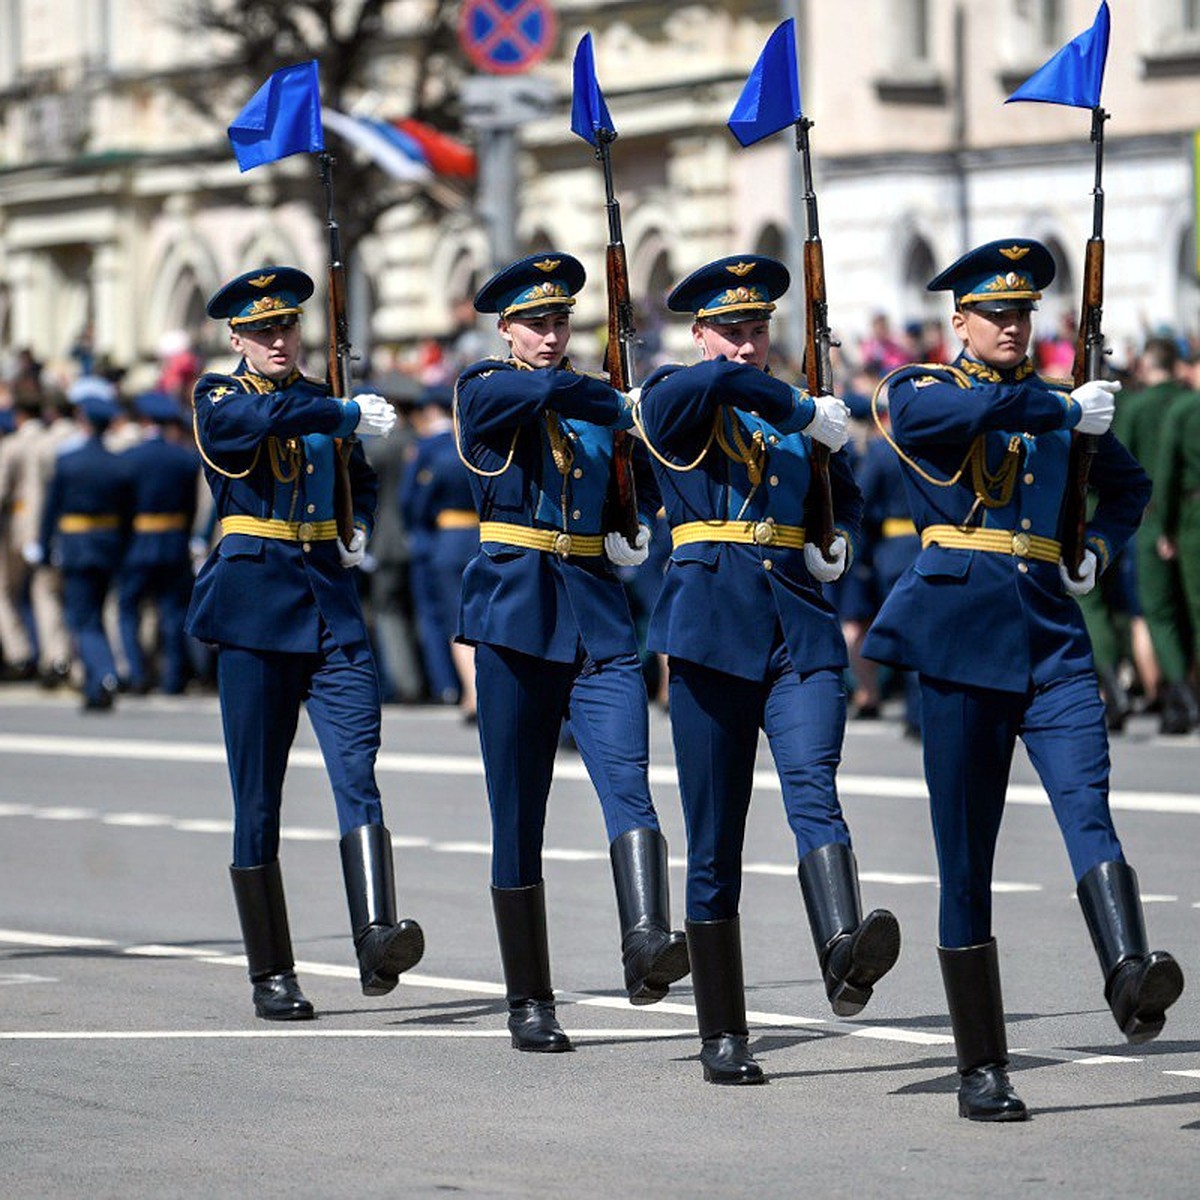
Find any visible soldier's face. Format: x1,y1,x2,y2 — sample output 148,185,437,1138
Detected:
693,318,772,370
951,306,1032,370
499,313,571,368
230,320,302,380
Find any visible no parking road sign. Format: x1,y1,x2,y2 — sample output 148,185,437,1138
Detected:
458,0,557,75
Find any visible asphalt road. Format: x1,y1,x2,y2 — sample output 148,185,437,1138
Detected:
1,685,1197,1198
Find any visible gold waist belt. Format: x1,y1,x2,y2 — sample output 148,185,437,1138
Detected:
921,524,1061,563
134,513,189,533
59,514,120,533
479,521,603,558
672,519,806,550
220,516,339,542
882,518,917,538
436,509,480,530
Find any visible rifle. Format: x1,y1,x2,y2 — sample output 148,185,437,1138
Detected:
796,117,837,560
595,127,640,545
319,152,357,550
1060,107,1108,579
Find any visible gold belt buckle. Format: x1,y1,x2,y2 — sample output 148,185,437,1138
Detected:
553,532,573,557
1011,532,1031,558
298,521,315,542
753,520,775,545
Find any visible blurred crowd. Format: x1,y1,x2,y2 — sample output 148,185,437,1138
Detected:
1,310,1198,734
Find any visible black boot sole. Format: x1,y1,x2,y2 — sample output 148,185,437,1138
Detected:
510,1032,574,1052
255,1002,316,1021
829,909,901,1017
628,937,692,1006
958,1099,1029,1122
361,922,425,996
1116,954,1185,1044
702,1063,766,1085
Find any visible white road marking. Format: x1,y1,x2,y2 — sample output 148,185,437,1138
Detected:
0,973,57,986
0,928,1173,1070
0,1028,694,1041
0,732,1197,816
1164,1070,1200,1079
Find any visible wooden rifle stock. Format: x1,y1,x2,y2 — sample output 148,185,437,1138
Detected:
321,153,356,551
604,241,640,543
802,238,836,558
1062,236,1105,577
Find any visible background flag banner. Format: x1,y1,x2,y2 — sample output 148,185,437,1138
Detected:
321,109,432,183
394,117,477,179
728,18,802,147
1006,0,1110,108
570,33,615,144
228,60,325,171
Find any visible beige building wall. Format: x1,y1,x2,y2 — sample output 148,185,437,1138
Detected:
1,0,1198,384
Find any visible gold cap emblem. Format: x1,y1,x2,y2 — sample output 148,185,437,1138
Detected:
998,246,1030,262
248,273,277,288
726,262,755,277
534,259,561,273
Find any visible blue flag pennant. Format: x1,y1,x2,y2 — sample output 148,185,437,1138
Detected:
728,18,802,147
1006,1,1110,109
228,60,325,172
570,33,615,145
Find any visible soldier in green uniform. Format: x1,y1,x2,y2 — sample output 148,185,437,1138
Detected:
1155,356,1200,707
1116,337,1196,732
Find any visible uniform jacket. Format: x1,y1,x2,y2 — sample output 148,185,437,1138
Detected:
120,434,202,568
857,433,920,587
399,425,479,574
453,356,657,663
863,354,1151,692
637,358,863,681
40,435,135,572
184,363,376,656
0,415,45,547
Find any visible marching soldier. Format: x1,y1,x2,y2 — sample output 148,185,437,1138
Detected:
0,390,44,679
454,252,689,1053
863,239,1183,1121
636,255,900,1085
117,391,202,695
398,383,479,720
37,383,134,710
186,266,423,1020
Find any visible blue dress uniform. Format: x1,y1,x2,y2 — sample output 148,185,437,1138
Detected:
857,431,922,733
455,252,689,1054
39,390,133,709
398,390,476,704
117,392,201,694
863,239,1182,1121
187,266,423,1022
637,255,900,1086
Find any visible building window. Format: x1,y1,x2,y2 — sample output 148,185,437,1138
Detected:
874,0,946,104
1142,0,1200,76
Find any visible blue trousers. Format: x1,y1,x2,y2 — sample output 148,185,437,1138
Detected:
217,622,385,867
410,554,459,703
919,670,1124,948
118,562,193,693
474,642,659,888
668,644,850,921
63,567,117,702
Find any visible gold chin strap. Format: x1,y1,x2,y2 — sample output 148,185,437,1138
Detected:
871,363,1025,527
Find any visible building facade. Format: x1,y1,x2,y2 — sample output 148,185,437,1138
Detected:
1,0,1198,383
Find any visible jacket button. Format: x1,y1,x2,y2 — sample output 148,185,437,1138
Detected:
1023,473,1034,485
302,542,312,553
1020,518,1031,530
1017,562,1028,574
306,504,315,514
572,468,583,479
763,558,773,571
306,464,315,475
769,475,779,487
572,509,581,521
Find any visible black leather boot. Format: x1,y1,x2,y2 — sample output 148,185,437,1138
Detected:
1077,860,1184,1044
491,883,572,1052
229,861,315,1021
939,940,1027,1122
798,842,901,1017
340,823,425,996
686,917,764,1085
1159,682,1199,735
610,828,690,1005
1097,667,1131,733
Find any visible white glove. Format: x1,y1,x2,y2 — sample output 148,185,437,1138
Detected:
605,524,651,567
338,528,367,569
21,541,44,566
1059,548,1097,597
1070,379,1120,436
624,386,642,406
805,395,851,452
804,535,847,583
353,393,397,438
